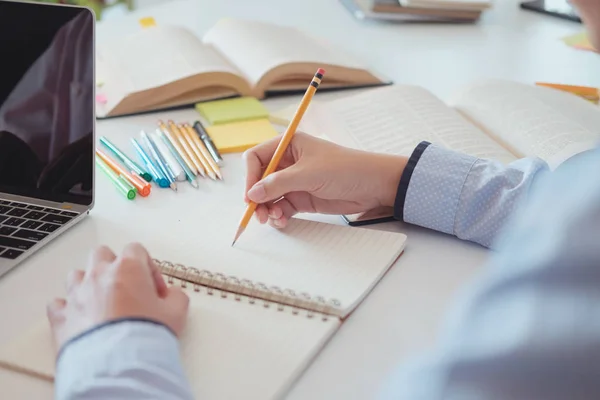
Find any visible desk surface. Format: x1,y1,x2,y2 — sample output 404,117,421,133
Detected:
1,0,599,398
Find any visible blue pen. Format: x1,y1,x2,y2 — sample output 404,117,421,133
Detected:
157,129,199,189
140,132,177,192
131,138,171,190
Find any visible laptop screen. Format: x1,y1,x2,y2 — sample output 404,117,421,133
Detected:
0,2,94,207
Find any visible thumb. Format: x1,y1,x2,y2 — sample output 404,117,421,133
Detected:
161,287,190,336
247,166,308,203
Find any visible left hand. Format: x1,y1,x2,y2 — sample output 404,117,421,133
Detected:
47,243,190,353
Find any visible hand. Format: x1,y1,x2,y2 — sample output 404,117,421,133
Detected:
244,133,407,229
47,243,189,353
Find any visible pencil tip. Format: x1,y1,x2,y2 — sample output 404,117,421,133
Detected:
191,180,199,189
232,226,244,246
231,240,236,247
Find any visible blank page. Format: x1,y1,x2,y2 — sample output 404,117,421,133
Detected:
100,26,241,94
204,19,367,86
306,86,516,163
450,80,600,168
0,289,340,400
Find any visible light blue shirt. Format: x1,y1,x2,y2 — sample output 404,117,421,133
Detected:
56,144,600,399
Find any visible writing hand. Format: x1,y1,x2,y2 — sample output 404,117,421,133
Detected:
244,133,407,229
47,243,189,353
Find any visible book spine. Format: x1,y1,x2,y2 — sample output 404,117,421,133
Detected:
155,259,342,319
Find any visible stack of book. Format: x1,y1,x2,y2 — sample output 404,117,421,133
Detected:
341,0,492,23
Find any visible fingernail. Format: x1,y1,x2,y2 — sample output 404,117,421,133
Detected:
273,218,283,228
247,182,266,202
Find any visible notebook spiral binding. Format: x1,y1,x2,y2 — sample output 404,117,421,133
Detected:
155,259,342,321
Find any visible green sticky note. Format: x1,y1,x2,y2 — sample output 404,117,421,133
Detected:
195,97,270,125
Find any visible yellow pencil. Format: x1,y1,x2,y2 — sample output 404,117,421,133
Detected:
167,120,206,178
158,120,199,179
231,68,325,246
182,124,219,180
183,123,222,180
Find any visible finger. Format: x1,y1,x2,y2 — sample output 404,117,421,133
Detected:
243,136,283,194
255,204,269,224
87,245,116,274
271,197,300,220
161,287,190,337
150,258,168,298
247,166,308,204
46,298,67,326
65,269,85,293
114,242,154,283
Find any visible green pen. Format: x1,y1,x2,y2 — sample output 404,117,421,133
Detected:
95,156,136,200
99,136,152,182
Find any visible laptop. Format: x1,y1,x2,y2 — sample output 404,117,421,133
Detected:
0,1,95,277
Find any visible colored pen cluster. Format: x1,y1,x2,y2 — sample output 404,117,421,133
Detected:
95,120,224,200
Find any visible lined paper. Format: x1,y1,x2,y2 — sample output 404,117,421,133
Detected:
451,80,600,168
159,218,406,318
309,86,516,163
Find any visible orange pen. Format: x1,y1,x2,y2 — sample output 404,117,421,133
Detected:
96,149,151,197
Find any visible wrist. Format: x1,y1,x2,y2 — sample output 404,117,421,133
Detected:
377,154,408,208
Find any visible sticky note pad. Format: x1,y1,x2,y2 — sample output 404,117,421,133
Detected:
206,119,279,153
195,97,270,125
139,17,157,28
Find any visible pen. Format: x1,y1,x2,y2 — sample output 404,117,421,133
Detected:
180,123,217,181
232,68,325,246
169,121,207,178
131,137,172,190
150,131,186,182
95,155,136,200
159,120,199,179
99,136,152,182
140,132,177,191
96,149,152,197
184,123,222,180
157,129,199,189
193,120,223,165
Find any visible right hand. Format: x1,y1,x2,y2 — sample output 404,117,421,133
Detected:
244,133,407,228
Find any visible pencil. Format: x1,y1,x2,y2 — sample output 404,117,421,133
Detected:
231,68,325,246
158,120,199,179
183,123,221,180
168,120,205,178
176,122,213,180
157,129,199,189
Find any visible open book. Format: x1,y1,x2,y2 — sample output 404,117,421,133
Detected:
0,218,406,399
285,79,600,225
96,18,386,118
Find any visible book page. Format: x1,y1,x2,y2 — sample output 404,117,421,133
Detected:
450,80,600,168
203,19,368,87
305,86,516,163
0,291,340,400
100,25,242,94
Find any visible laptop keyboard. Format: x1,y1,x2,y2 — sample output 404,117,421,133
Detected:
0,199,79,260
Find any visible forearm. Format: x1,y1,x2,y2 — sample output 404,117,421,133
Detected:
55,319,193,400
393,142,549,248
381,147,600,400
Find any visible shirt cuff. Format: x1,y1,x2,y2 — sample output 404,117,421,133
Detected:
398,144,478,235
393,141,431,220
56,319,193,399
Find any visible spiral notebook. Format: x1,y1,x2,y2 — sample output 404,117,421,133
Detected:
0,219,407,399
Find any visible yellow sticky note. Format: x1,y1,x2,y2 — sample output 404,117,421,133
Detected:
206,119,279,153
139,17,157,28
562,32,596,52
196,97,269,125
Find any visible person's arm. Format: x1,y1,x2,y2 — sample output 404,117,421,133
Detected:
395,142,549,248
55,320,193,400
48,244,193,400
381,147,600,399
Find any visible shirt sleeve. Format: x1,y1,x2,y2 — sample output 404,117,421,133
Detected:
55,319,194,400
382,147,600,399
394,142,549,248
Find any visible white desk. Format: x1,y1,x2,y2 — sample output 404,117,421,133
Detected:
1,1,599,398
